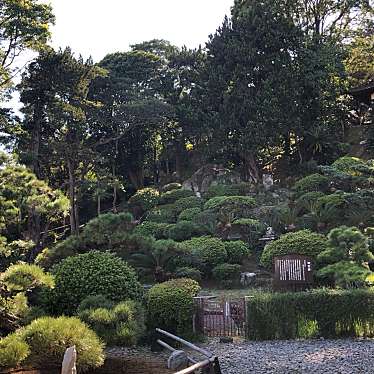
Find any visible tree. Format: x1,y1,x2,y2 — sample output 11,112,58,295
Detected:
0,0,54,91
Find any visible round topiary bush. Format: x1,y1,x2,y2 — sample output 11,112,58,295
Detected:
212,264,241,288
181,236,227,273
178,207,202,222
204,196,256,214
146,278,199,336
174,267,202,282
133,221,171,239
205,183,254,198
224,240,250,264
18,316,104,371
50,251,143,314
293,174,329,196
167,220,206,241
146,204,178,223
128,188,160,217
159,189,194,205
332,156,366,176
260,229,328,270
174,196,203,214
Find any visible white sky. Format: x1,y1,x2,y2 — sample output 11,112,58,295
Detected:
45,0,234,62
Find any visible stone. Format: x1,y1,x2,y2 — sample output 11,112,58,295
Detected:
167,350,189,370
240,272,256,286
61,346,77,374
262,174,274,191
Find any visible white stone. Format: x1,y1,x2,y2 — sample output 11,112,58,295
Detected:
61,346,77,374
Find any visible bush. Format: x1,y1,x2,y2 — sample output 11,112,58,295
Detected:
174,196,203,214
146,204,178,223
159,189,194,205
77,295,115,313
0,334,30,368
192,210,217,234
178,207,202,222
162,278,201,297
50,251,143,314
133,221,171,239
181,236,227,273
128,188,160,217
147,279,198,336
295,191,325,211
246,289,374,340
293,174,329,196
174,267,202,281
232,218,267,247
260,230,328,270
204,196,256,217
212,264,241,288
332,156,366,176
18,316,104,371
167,220,206,241
78,300,145,346
224,240,250,264
205,183,254,198
162,183,182,192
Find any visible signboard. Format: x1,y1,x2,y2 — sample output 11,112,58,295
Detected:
273,255,313,291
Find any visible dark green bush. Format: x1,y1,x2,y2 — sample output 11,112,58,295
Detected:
232,218,267,247
192,210,217,234
163,278,201,297
296,191,325,211
162,183,182,192
293,173,329,196
18,316,104,371
159,189,194,205
146,204,178,223
133,221,171,239
181,236,227,273
205,183,254,198
167,220,206,241
50,251,143,314
212,264,241,288
77,295,115,313
0,334,30,368
174,196,203,214
178,207,202,222
332,156,367,176
260,230,328,270
174,267,202,281
147,278,199,337
246,289,374,340
128,188,160,217
78,299,145,346
204,196,256,218
224,240,250,264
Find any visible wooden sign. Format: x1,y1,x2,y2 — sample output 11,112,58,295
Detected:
273,255,313,291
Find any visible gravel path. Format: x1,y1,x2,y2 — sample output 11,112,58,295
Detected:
204,338,374,373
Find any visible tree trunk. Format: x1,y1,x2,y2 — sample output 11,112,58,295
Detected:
67,158,79,235
128,167,144,190
175,141,185,180
242,152,260,184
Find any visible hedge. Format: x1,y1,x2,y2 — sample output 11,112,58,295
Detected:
246,289,374,340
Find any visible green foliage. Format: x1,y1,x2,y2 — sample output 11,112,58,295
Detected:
128,188,160,216
174,196,203,214
159,189,194,205
246,289,374,340
293,174,329,196
133,221,171,239
78,299,145,346
212,264,241,288
167,220,206,241
178,207,202,222
146,204,178,223
296,192,325,211
50,251,142,314
332,156,367,176
162,183,182,192
162,278,201,297
205,183,254,198
232,218,267,247
260,230,328,270
181,236,227,273
147,278,199,336
224,240,250,264
1,264,54,292
191,210,217,234
174,267,202,282
0,334,30,369
17,316,104,371
77,295,115,313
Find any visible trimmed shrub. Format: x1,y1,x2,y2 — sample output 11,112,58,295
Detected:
181,236,227,273
192,210,217,234
205,183,254,198
159,189,194,205
50,251,143,314
174,196,203,214
296,191,325,211
332,156,366,176
246,289,374,340
128,188,160,216
77,295,115,313
162,183,182,192
133,221,171,239
178,207,202,222
167,220,206,242
204,196,256,214
224,240,250,264
78,300,145,346
163,278,201,297
174,267,202,282
212,264,241,288
260,230,328,270
232,218,267,247
293,174,329,196
18,316,104,371
147,278,199,336
146,204,178,223
0,334,30,368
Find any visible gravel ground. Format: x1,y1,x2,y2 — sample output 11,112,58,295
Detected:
204,338,374,374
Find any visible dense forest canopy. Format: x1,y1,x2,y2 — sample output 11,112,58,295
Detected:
0,0,373,245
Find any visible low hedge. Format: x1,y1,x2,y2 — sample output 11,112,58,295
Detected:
246,289,374,340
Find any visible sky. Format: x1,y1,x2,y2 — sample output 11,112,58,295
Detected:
45,0,234,62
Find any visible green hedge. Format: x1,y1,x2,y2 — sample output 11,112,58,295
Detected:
246,289,374,340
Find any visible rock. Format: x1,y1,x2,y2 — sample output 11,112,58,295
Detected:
182,164,243,195
167,350,189,370
262,174,274,191
61,346,77,374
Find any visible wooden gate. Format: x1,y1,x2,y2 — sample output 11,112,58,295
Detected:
194,297,246,337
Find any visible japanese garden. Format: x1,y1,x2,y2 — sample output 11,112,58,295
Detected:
0,0,374,373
